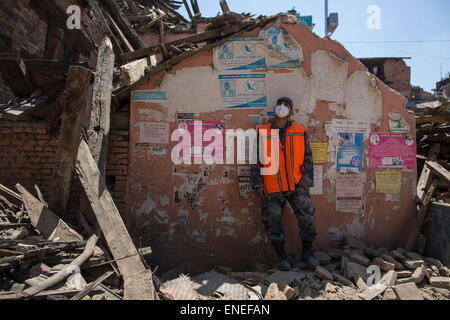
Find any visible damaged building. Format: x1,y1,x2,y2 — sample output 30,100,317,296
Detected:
0,0,449,301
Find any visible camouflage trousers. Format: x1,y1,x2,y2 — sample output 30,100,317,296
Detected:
261,186,317,246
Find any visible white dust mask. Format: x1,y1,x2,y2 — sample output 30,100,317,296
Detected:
275,104,290,118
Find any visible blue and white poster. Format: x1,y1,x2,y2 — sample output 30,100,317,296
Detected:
219,74,267,109
336,133,364,173
213,37,266,71
259,27,303,69
131,91,166,102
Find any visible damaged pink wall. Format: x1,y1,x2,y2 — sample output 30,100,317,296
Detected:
126,18,417,273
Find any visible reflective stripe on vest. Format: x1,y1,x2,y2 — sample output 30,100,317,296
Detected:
259,123,306,194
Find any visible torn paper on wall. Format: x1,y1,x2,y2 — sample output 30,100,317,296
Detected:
132,91,167,103
388,113,410,133
331,119,370,134
237,166,252,199
310,166,323,195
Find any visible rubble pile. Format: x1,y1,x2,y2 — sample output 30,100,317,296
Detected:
158,236,450,301
0,182,154,300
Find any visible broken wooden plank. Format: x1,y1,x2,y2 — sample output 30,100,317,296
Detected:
75,140,157,300
104,8,134,53
48,66,92,217
0,184,22,202
19,235,98,299
86,37,115,179
44,27,64,60
70,271,114,300
406,179,439,251
0,53,34,97
426,161,450,185
417,144,440,203
220,0,231,13
103,0,146,50
16,184,83,243
182,0,194,20
23,59,90,76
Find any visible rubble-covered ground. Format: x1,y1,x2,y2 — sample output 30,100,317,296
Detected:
157,238,450,301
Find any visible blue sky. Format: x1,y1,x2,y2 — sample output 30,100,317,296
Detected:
178,0,450,92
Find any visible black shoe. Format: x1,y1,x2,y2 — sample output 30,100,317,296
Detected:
277,259,292,271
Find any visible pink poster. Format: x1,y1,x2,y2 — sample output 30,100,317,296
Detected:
176,121,225,158
369,133,416,169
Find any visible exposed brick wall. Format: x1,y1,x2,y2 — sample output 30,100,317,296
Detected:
0,119,130,215
0,0,48,58
106,130,130,213
0,120,58,198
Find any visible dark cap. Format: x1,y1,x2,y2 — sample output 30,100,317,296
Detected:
277,97,294,107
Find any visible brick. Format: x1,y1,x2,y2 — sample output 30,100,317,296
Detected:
382,288,399,300
355,277,368,291
282,285,296,300
404,252,423,260
411,267,426,284
350,254,371,267
345,261,368,282
264,283,287,300
429,277,450,289
315,266,333,281
393,283,423,300
396,277,415,285
372,257,396,271
363,247,381,258
380,270,397,287
403,259,424,269
359,283,387,300
380,253,404,269
313,251,332,265
331,272,354,287
396,270,412,278
323,247,343,259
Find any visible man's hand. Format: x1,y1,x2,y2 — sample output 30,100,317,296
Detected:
254,187,266,198
298,179,310,193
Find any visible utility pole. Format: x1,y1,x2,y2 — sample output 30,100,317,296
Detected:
325,0,328,37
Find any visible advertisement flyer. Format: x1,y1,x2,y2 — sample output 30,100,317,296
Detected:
331,119,370,134
311,142,328,164
369,133,416,169
336,133,364,173
138,122,170,144
259,26,303,69
219,74,267,109
176,121,225,159
376,171,402,194
336,174,365,213
213,37,266,71
388,113,410,133
310,166,323,196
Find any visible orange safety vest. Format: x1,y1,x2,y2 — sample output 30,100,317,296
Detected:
258,122,306,194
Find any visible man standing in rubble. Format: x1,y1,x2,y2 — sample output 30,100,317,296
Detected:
251,97,319,271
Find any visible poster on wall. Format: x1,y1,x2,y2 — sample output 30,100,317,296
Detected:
176,121,225,159
213,37,266,71
336,133,364,173
331,119,370,134
237,166,252,199
259,26,303,69
376,170,402,194
131,91,166,103
311,142,328,164
310,166,323,195
138,122,169,144
388,113,410,133
336,174,365,213
219,74,267,109
369,133,416,169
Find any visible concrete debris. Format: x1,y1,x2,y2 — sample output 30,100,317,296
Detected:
264,283,287,300
382,288,399,300
372,257,396,271
314,266,333,281
380,270,398,287
429,277,450,289
393,283,424,300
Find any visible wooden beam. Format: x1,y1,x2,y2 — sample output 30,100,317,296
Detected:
104,8,134,53
75,141,157,300
103,0,146,50
0,53,34,97
44,26,64,60
426,161,450,185
23,60,89,75
417,143,440,202
48,66,93,218
16,184,83,242
406,179,438,251
220,0,231,13
182,0,194,20
86,38,115,179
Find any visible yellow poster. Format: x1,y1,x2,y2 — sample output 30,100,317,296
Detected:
311,142,328,163
376,171,402,194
